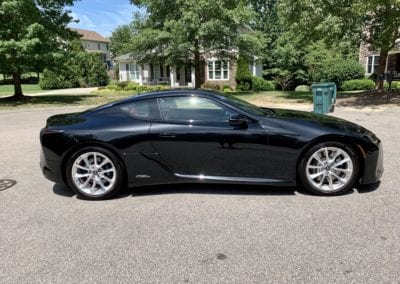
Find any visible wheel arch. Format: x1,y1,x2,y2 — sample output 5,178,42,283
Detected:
296,135,366,184
61,141,128,186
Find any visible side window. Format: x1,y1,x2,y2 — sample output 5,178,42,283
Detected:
158,96,237,123
121,99,161,120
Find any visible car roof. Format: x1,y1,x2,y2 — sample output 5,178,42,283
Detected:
128,89,223,101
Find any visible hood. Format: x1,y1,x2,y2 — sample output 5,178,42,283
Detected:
261,108,376,138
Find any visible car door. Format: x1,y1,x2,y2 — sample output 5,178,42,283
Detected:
149,95,271,179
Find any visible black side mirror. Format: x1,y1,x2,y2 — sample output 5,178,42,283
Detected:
229,114,248,129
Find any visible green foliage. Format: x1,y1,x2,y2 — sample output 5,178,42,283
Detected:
251,76,275,91
40,49,109,90
280,0,400,90
320,60,364,87
105,82,169,93
384,81,400,90
110,25,135,57
236,56,253,91
201,82,223,91
341,79,375,91
126,0,263,88
295,85,310,92
0,0,77,97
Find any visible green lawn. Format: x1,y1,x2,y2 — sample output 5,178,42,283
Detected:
0,89,366,111
0,84,42,96
0,90,315,110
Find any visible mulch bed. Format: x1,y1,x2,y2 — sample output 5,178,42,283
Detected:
337,90,400,108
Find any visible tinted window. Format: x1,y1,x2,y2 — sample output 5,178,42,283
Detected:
121,99,161,120
158,96,237,122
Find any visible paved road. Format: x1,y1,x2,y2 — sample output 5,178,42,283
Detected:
0,106,399,283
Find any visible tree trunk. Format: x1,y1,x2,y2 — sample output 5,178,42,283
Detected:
12,72,24,98
376,49,389,91
194,40,201,89
37,72,40,80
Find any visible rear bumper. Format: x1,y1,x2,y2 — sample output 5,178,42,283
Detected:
360,143,384,185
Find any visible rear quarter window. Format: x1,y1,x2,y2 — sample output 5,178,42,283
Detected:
120,99,161,121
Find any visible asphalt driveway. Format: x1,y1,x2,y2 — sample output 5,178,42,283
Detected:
0,106,399,283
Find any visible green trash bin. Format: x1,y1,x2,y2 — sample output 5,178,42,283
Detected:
311,82,337,114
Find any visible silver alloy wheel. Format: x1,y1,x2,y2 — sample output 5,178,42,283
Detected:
71,152,117,197
305,147,354,193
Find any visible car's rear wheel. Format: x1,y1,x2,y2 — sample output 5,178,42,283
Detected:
66,147,123,200
299,142,358,195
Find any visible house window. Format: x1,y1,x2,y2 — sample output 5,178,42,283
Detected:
129,64,140,80
98,43,101,50
367,55,380,74
208,60,229,80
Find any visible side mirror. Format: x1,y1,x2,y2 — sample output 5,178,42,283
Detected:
229,114,248,129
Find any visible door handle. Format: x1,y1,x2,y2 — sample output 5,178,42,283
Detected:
159,133,176,138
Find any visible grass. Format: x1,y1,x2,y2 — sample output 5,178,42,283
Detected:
0,88,371,111
235,91,313,105
0,84,42,97
0,89,315,110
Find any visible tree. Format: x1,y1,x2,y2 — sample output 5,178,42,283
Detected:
110,24,135,57
280,0,400,90
0,0,77,99
128,0,263,88
39,39,109,89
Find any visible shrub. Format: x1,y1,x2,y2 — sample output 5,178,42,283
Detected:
341,79,375,91
322,59,365,87
236,55,253,91
295,85,310,92
251,76,275,91
40,52,109,90
100,82,169,94
384,81,400,90
39,69,77,89
201,81,222,91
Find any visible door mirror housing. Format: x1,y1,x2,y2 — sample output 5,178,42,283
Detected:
229,114,248,129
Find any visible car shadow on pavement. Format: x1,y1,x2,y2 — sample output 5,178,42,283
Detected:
52,181,380,200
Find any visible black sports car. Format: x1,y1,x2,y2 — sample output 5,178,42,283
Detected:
40,90,383,199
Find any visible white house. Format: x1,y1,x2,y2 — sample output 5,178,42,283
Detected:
71,28,112,69
115,53,262,89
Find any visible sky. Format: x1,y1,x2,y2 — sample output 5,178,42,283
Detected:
68,0,139,37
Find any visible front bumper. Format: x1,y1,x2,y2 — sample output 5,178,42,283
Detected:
40,149,64,184
360,143,384,185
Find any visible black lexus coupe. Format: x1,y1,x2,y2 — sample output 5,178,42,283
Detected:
40,90,383,199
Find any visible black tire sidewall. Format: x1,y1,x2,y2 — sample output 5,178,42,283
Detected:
299,142,359,196
66,146,124,200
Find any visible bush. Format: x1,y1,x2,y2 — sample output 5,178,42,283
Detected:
201,81,222,91
295,85,310,92
251,76,275,91
39,69,76,89
341,79,375,91
322,59,365,87
236,55,253,91
101,82,169,94
40,52,109,90
384,81,400,90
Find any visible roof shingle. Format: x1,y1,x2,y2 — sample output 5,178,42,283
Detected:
71,28,110,43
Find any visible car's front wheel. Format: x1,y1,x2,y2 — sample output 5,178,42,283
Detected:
299,142,359,195
66,147,124,200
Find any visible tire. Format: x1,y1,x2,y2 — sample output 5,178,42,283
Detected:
298,142,359,196
66,146,124,200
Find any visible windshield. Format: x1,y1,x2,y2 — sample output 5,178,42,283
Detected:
218,93,274,116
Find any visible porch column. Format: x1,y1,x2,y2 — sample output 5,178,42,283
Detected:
170,67,176,87
191,66,196,88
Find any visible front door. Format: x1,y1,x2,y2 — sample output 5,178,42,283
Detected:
149,96,270,179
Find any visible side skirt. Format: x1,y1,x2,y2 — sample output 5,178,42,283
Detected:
174,174,292,185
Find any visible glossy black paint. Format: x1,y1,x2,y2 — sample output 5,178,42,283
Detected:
40,90,383,189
